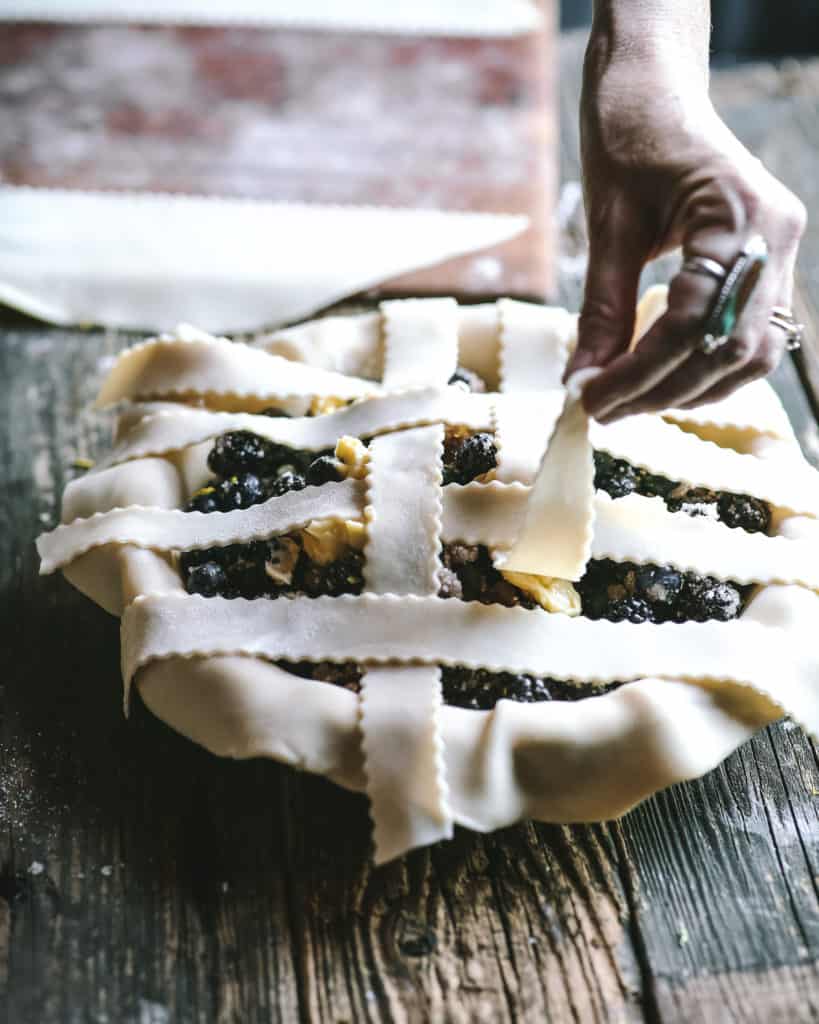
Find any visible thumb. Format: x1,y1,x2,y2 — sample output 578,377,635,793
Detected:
565,229,647,379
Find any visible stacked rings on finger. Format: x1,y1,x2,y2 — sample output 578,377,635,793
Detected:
769,306,804,352
696,234,769,355
681,255,727,284
683,235,803,354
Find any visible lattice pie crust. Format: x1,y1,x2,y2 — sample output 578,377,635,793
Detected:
37,292,819,862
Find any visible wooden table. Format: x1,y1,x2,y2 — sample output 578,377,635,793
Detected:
2,31,819,1023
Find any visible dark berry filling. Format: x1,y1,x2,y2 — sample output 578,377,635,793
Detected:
180,429,359,600
439,543,534,608
594,450,772,534
305,455,345,486
186,431,321,516
292,549,364,598
274,661,610,709
442,430,497,485
175,427,766,708
281,660,364,691
441,666,610,710
576,558,750,624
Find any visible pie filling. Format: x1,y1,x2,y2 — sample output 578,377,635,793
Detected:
174,368,772,710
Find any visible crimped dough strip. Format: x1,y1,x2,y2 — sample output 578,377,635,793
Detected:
40,482,819,594
360,424,451,861
98,388,493,469
498,375,596,580
96,323,377,408
380,298,459,390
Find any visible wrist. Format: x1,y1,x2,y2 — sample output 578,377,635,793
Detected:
588,0,710,92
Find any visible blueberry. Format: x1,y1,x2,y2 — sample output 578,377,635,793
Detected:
294,550,364,597
594,451,639,499
261,406,291,418
218,540,276,599
443,432,497,485
185,484,221,514
305,455,344,486
448,366,487,393
441,666,553,710
576,558,627,618
604,595,655,624
208,431,277,477
717,493,771,534
180,545,221,577
679,575,743,622
634,565,683,613
493,672,553,703
185,561,227,597
217,472,265,511
270,470,307,497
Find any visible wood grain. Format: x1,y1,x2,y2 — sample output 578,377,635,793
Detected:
2,31,819,1024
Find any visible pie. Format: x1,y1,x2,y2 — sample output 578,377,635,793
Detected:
37,291,819,862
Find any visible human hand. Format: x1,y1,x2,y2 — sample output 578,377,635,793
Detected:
567,10,807,422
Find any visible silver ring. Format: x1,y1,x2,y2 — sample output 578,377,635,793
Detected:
699,234,769,355
682,255,727,282
769,307,804,352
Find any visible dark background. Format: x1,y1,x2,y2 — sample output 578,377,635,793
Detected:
561,0,819,61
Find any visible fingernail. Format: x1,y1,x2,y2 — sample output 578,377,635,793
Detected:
565,366,604,400
562,352,597,383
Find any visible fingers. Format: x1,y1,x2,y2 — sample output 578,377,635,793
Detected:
581,254,723,418
583,175,806,421
617,328,785,416
675,324,786,408
595,257,785,421
565,204,649,378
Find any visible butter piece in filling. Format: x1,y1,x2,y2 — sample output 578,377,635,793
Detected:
501,570,582,616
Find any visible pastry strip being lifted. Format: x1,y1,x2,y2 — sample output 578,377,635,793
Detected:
498,370,598,580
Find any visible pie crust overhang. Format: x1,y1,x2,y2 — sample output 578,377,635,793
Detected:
37,289,819,864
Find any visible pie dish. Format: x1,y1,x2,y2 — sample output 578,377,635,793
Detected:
37,291,819,862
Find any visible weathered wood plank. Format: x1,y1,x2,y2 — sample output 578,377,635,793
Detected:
0,325,648,1023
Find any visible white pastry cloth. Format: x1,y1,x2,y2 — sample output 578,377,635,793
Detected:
0,187,527,333
37,290,819,862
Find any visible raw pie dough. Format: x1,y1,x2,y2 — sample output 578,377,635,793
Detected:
37,290,819,863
